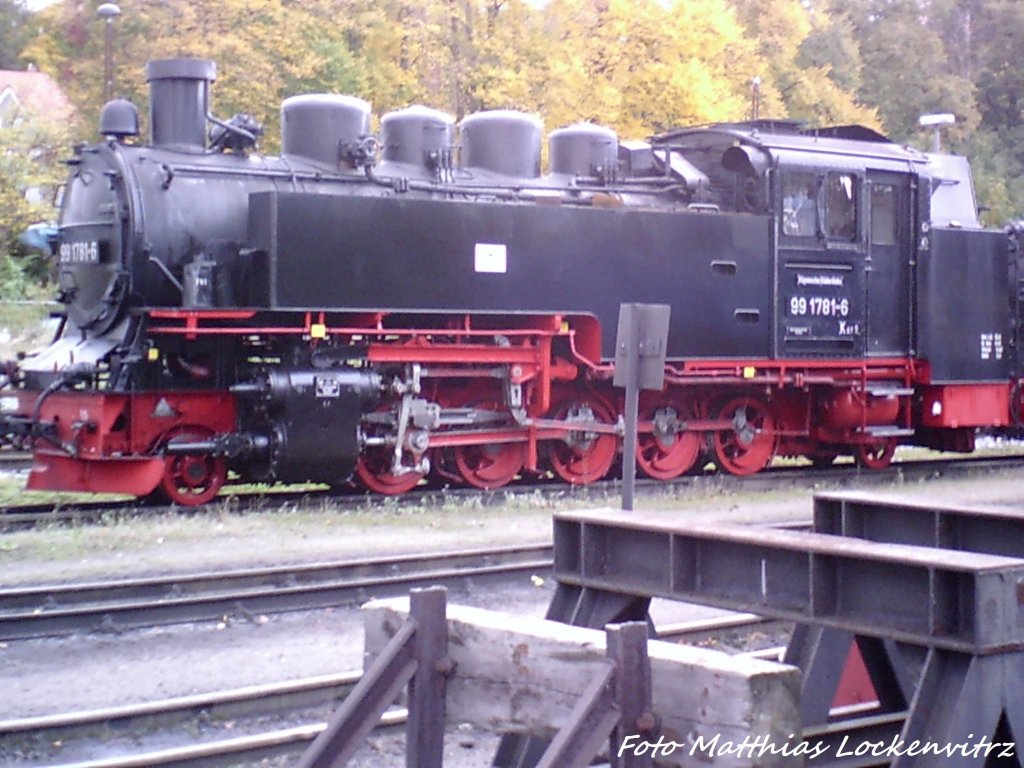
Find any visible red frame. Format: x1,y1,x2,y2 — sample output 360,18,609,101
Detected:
13,306,1022,497
24,390,235,497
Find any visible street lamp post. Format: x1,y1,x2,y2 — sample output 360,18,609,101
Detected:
919,113,956,153
97,3,121,103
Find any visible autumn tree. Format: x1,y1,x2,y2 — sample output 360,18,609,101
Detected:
729,0,880,128
11,0,1024,223
535,0,768,138
0,112,70,293
0,0,30,70
21,0,365,151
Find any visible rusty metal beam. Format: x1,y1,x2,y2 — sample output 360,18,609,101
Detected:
535,621,654,768
814,490,1024,557
406,587,448,768
553,509,1024,654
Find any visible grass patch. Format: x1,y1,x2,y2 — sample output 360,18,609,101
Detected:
0,472,127,509
4,447,1024,587
0,298,60,359
0,489,567,585
0,298,52,328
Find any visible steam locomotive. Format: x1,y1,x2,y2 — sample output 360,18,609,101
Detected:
1,58,1019,505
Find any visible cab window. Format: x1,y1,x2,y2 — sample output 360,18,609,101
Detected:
825,172,858,241
782,173,817,237
871,183,897,245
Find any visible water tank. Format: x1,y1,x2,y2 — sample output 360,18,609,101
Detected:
146,59,216,149
549,123,619,177
281,94,371,168
381,105,454,168
460,110,542,178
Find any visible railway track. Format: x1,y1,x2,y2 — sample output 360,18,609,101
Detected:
0,614,782,768
0,674,353,768
3,451,1023,531
0,544,552,641
2,457,1010,768
0,451,31,471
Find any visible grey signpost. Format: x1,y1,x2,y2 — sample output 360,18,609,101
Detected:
613,303,670,511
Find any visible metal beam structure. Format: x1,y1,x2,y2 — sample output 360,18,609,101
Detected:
553,509,1024,654
814,490,1024,557
545,503,1024,768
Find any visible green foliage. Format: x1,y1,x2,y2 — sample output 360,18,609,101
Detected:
967,136,1012,226
21,0,364,152
0,1,30,70
798,3,864,93
0,114,70,296
848,0,978,144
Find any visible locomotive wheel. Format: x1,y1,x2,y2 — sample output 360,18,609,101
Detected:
356,401,426,495
712,396,777,476
547,395,618,485
453,441,525,490
857,438,897,470
158,428,227,507
356,449,425,495
451,398,525,490
636,399,701,481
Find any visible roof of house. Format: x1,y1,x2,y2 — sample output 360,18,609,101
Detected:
0,68,76,123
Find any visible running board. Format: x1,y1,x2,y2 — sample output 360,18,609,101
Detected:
864,385,914,397
863,426,914,437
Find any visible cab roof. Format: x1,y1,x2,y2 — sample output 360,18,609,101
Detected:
655,122,931,174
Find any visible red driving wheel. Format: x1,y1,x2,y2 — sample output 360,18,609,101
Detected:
636,398,702,481
712,396,777,476
547,394,619,485
158,427,227,507
857,438,897,470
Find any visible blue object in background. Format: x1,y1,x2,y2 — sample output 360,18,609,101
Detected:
18,223,59,253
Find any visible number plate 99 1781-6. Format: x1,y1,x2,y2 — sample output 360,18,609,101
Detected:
59,240,102,264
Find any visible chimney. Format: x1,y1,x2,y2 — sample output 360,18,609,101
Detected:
145,58,216,149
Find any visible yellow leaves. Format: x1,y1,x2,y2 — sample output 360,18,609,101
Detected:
23,0,881,154
538,0,765,135
728,0,880,129
785,68,883,129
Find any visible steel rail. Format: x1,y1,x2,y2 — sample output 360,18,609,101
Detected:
0,544,553,641
0,672,358,741
0,451,31,469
